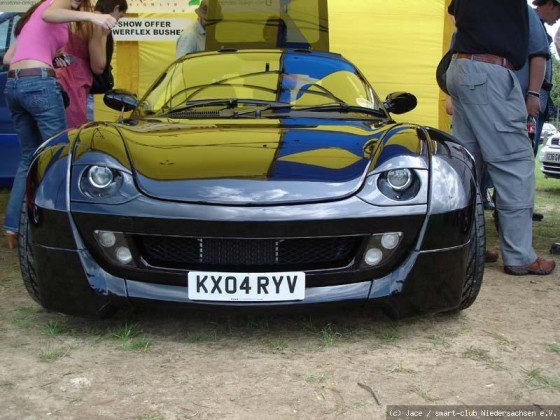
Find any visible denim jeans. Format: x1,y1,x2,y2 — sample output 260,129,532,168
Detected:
87,93,94,121
3,72,67,232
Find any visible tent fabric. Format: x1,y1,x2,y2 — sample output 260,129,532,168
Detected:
100,1,452,130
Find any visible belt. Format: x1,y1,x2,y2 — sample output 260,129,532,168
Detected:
7,68,56,78
454,53,514,70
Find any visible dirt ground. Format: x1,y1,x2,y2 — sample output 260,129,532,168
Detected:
0,211,559,420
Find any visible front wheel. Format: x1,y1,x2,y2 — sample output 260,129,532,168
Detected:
457,190,486,310
18,198,43,306
18,198,119,318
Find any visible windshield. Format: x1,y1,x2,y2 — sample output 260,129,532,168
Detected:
135,50,384,118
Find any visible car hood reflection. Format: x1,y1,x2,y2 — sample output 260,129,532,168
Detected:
111,119,415,205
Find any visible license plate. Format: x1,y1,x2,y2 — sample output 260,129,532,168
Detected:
545,152,560,162
188,271,305,302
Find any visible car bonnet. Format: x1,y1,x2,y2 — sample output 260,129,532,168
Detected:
115,120,389,205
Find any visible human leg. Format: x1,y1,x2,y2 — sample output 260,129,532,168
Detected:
480,166,494,210
87,94,94,121
447,60,553,273
3,76,66,235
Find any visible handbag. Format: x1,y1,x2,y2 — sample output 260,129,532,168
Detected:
90,65,114,94
436,49,454,95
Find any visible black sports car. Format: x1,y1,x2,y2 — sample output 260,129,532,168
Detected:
19,49,485,318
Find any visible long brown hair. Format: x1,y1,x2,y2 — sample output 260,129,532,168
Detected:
69,0,96,41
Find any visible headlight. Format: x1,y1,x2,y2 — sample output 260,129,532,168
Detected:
88,166,114,189
79,165,123,198
386,169,412,191
357,169,428,206
377,168,421,201
72,155,139,204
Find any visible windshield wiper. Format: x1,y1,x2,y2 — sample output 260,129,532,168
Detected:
294,103,387,117
232,102,292,117
169,99,240,113
165,100,291,119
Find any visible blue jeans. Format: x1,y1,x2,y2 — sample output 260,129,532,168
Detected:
87,93,94,121
3,72,67,232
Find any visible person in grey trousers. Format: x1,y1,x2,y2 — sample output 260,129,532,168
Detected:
446,0,555,276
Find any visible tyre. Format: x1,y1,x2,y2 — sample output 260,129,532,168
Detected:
457,190,486,310
18,198,44,306
18,198,119,318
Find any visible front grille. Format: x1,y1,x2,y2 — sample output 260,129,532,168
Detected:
551,138,559,146
133,235,363,271
543,161,560,172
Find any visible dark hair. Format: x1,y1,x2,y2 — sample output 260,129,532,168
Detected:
15,0,46,36
533,0,557,6
94,0,128,14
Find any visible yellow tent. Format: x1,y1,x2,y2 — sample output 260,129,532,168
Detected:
100,0,453,130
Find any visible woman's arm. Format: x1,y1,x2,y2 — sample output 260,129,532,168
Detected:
89,25,108,75
3,42,16,66
43,0,116,30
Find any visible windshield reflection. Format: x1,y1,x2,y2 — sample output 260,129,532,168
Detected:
135,51,382,117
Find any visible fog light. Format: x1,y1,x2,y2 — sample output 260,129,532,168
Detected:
364,248,383,266
115,246,133,264
381,232,401,250
95,230,117,248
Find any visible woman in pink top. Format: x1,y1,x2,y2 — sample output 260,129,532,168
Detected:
56,0,127,128
2,0,117,249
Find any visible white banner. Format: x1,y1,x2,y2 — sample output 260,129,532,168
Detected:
112,18,189,41
0,0,35,12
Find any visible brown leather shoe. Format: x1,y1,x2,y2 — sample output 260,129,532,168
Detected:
485,250,499,263
504,257,556,276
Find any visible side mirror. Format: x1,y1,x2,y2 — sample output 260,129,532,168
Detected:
103,89,138,112
384,92,417,115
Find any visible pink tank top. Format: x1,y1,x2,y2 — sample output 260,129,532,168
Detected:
11,0,69,66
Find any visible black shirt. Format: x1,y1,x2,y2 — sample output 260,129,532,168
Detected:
448,0,529,70
90,33,114,94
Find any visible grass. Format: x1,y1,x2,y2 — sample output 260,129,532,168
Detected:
305,371,332,389
112,322,151,351
546,343,560,354
485,163,560,253
9,306,40,329
38,343,73,362
185,330,219,343
245,316,269,330
43,320,70,336
462,346,504,371
376,324,401,343
483,330,514,349
425,334,450,347
408,384,440,402
266,338,288,352
389,362,416,374
319,323,341,347
523,366,560,391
